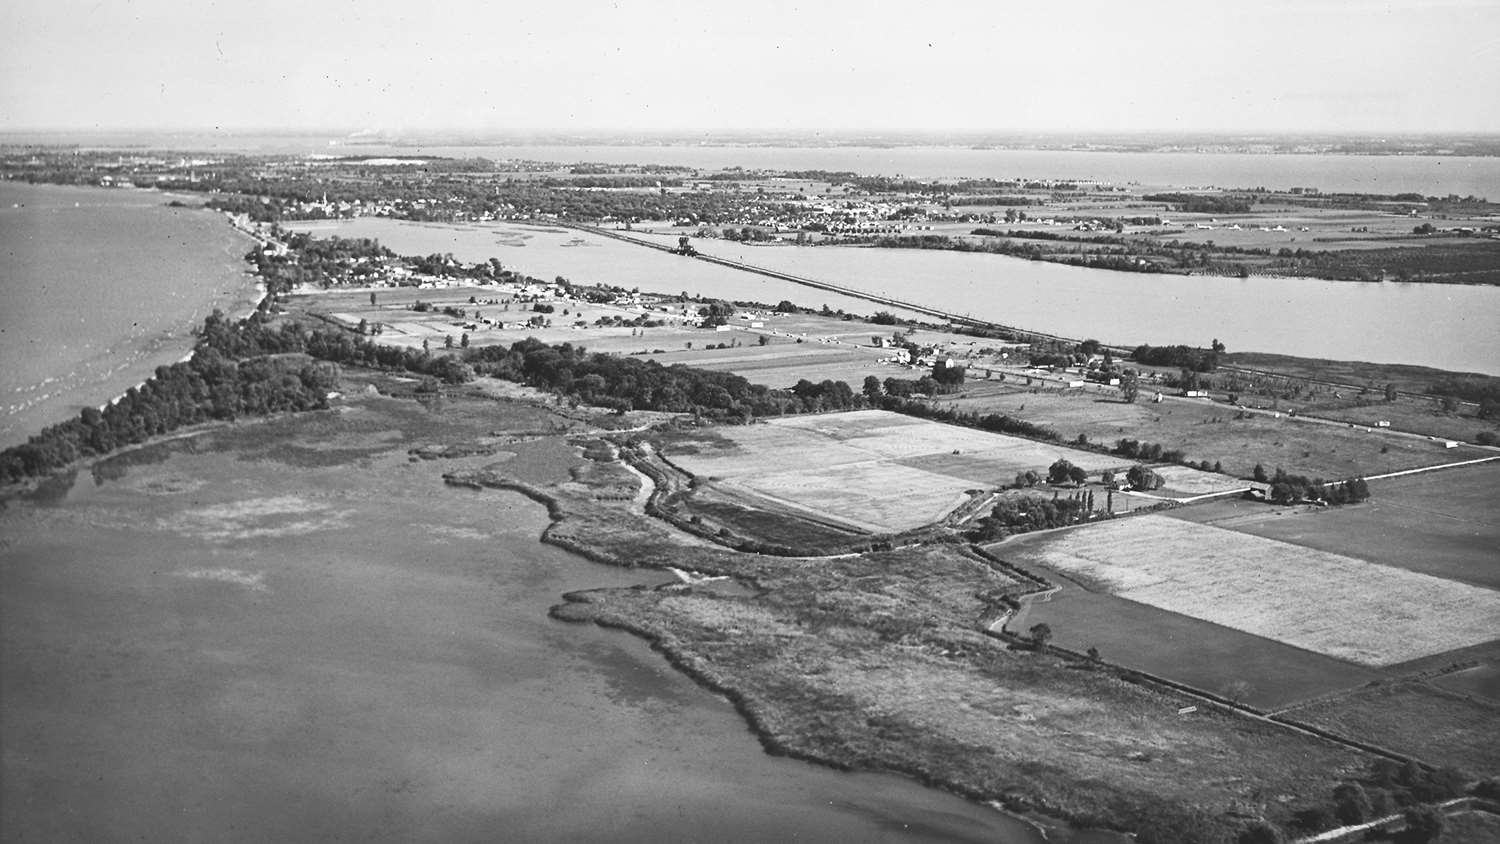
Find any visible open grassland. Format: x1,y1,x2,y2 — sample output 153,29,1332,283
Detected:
946,382,1481,479
1004,584,1383,711
664,410,1123,531
1171,463,1500,590
1002,515,1500,666
1283,682,1500,777
1279,394,1499,444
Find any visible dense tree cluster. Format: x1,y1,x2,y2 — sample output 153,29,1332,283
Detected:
1427,375,1500,417
1264,468,1370,505
1131,342,1224,372
1047,458,1089,486
1142,192,1254,214
1281,758,1470,840
462,338,825,419
1126,464,1165,491
868,234,1167,274
972,493,1088,539
1114,439,1187,463
0,312,338,484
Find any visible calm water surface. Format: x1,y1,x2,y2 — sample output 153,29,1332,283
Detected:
0,403,1079,843
10,131,1495,196
0,181,262,448
293,218,1500,375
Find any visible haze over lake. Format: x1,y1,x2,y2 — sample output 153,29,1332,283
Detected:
8,132,1498,196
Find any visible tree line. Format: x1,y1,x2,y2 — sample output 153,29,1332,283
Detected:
0,312,338,484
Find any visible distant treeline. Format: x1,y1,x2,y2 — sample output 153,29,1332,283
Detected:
1141,193,1254,214
869,234,1166,274
1426,375,1500,416
1131,343,1223,372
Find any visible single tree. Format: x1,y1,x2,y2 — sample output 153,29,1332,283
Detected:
1047,458,1078,485
1398,806,1446,844
1236,820,1286,844
1028,623,1052,649
1221,679,1253,703
1120,371,1140,403
1126,464,1163,491
1333,782,1373,825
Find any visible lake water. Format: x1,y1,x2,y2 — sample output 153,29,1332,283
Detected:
0,399,1073,843
10,131,1496,196
431,145,1500,198
292,218,1500,376
0,181,263,449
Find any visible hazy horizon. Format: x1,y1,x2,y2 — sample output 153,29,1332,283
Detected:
4,0,1499,136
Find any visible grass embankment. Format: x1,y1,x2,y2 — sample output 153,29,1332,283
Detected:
446,447,1371,841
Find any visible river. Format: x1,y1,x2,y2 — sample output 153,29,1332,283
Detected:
0,181,263,449
290,217,1500,376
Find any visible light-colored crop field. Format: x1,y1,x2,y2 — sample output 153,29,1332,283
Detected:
725,462,972,533
665,410,1122,532
1150,465,1249,498
1005,514,1500,666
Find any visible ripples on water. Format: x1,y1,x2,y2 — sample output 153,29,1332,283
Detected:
0,182,262,448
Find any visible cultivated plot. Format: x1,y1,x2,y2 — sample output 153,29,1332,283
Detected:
666,410,1122,532
1149,465,1248,499
1171,462,1500,590
1005,515,1500,666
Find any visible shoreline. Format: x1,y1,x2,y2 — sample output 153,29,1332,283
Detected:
0,185,265,449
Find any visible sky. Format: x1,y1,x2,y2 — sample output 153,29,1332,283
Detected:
2,0,1499,135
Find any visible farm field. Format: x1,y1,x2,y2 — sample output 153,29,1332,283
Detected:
1170,462,1500,590
1433,662,1500,702
644,343,894,390
662,410,1123,532
1281,394,1500,444
1149,465,1248,498
1001,515,1500,666
944,381,1483,480
1282,682,1500,777
998,579,1382,710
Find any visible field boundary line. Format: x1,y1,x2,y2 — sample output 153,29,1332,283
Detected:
1365,454,1500,482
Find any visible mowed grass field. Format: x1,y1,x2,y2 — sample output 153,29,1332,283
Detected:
1006,585,1383,710
1171,462,1500,590
664,410,1123,532
1002,515,1500,667
1284,682,1500,777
